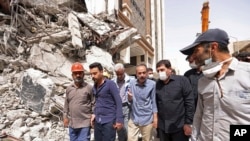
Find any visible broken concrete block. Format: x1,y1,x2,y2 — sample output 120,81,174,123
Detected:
68,12,83,49
110,28,138,50
85,46,114,72
41,30,71,44
73,12,111,36
19,68,55,114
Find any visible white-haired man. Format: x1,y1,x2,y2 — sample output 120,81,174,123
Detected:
112,63,131,141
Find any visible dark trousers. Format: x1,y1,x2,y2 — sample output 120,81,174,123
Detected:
94,121,116,141
117,105,129,141
158,128,189,141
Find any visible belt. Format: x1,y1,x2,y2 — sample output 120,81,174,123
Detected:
122,102,128,107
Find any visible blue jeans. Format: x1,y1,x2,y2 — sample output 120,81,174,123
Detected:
69,127,90,141
94,121,116,141
117,105,129,141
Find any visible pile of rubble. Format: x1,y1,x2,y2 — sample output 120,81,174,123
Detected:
0,0,140,140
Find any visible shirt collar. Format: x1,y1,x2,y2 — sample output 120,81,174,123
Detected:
71,81,87,88
94,78,107,89
158,75,175,85
114,73,130,83
228,57,238,71
135,79,147,86
117,79,125,84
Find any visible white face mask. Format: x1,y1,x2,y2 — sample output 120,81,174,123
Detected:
204,45,213,65
204,57,212,65
189,61,198,69
202,57,232,78
148,74,154,79
202,62,222,78
158,71,168,81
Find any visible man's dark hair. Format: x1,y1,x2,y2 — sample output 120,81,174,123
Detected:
236,52,250,62
202,42,229,53
89,62,103,71
156,60,171,68
217,43,229,53
136,64,147,72
147,68,153,72
172,68,176,75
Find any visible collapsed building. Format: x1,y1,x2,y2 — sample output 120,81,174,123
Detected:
0,0,141,140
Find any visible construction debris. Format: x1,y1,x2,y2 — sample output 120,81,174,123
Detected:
0,0,141,140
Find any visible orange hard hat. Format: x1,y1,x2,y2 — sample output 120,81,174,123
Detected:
71,62,84,72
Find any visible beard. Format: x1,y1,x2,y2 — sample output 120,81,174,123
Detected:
74,77,83,84
92,77,97,83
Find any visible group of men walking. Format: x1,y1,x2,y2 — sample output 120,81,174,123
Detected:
63,60,194,141
63,28,250,141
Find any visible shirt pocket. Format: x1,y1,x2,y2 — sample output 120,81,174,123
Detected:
221,90,250,113
225,90,250,102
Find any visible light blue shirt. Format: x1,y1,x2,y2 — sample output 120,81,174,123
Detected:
129,79,157,126
113,74,131,103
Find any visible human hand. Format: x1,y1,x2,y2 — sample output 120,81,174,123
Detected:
113,122,123,130
127,89,133,101
183,124,192,136
152,119,158,128
90,114,95,128
63,118,69,127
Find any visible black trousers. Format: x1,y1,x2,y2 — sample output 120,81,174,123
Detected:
158,128,189,141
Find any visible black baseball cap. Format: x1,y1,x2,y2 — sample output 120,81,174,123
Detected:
180,28,229,55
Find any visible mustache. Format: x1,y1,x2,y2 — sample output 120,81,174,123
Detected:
138,76,146,79
74,77,83,83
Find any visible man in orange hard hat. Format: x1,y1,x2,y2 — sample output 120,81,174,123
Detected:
63,62,95,141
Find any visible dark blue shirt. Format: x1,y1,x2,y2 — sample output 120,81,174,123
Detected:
93,79,123,124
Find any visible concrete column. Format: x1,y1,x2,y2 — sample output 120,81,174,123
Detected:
150,0,156,68
145,51,149,66
145,0,151,44
156,0,163,60
161,0,166,58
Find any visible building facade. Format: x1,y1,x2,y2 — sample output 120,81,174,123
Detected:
229,40,250,56
85,0,166,75
118,0,166,75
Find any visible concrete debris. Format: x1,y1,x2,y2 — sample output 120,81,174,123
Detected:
68,12,84,49
74,11,111,36
40,30,71,44
0,1,141,140
85,46,114,72
0,132,23,141
110,28,141,55
18,68,55,115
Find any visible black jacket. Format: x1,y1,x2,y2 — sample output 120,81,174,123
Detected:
184,68,203,109
156,75,194,133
